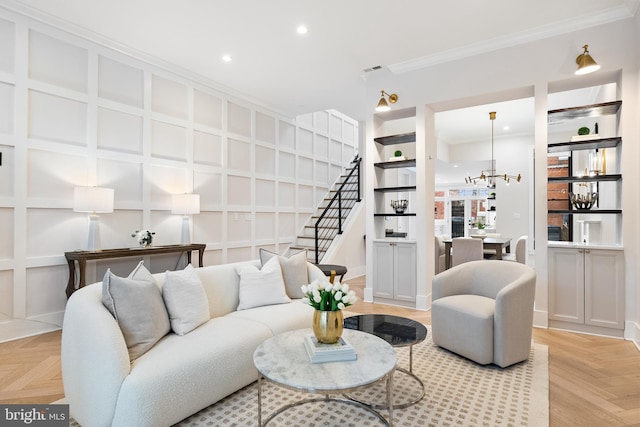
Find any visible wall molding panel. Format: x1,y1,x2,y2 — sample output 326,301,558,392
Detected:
0,7,358,342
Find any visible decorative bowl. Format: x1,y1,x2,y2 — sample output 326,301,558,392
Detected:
390,199,408,214
570,192,598,210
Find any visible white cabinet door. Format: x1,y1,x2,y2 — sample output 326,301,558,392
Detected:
373,242,395,299
548,247,584,324
549,247,624,331
373,241,416,302
394,243,417,302
585,249,624,329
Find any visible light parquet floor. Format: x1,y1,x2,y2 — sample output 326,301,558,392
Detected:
0,276,638,426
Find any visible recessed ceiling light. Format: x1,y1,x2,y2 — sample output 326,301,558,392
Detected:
222,54,232,62
503,125,510,131
297,25,308,35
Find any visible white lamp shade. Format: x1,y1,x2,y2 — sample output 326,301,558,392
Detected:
73,187,114,213
172,193,200,215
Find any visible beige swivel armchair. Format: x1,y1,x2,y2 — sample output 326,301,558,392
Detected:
431,260,536,368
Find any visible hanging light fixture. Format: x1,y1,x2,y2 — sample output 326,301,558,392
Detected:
375,90,398,112
575,44,600,75
465,111,521,187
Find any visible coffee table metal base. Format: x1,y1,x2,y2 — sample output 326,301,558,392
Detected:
345,366,424,410
258,372,394,426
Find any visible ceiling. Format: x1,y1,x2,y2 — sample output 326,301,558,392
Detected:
5,0,638,123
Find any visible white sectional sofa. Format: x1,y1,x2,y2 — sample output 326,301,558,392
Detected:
61,257,323,427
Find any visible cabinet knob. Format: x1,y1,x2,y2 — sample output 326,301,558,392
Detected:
578,249,584,253
585,249,590,253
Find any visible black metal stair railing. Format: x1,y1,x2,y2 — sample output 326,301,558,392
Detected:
314,155,361,264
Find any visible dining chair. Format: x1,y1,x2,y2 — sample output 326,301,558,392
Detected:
435,235,447,274
504,235,527,264
451,237,483,267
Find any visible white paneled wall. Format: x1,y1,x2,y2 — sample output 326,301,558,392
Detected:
0,8,358,341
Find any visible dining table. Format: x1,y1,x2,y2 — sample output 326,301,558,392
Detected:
443,237,512,269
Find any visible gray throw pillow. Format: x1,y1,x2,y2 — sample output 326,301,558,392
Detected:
102,261,170,360
259,249,308,299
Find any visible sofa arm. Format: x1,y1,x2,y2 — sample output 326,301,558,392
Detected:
307,262,327,282
62,283,131,427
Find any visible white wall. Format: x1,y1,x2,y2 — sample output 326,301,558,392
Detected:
364,15,640,339
0,7,358,341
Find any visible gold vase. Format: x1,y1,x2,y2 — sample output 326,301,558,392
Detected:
312,310,344,344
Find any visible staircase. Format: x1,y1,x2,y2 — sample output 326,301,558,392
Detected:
290,155,362,264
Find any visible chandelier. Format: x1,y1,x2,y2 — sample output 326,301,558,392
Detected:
465,111,521,187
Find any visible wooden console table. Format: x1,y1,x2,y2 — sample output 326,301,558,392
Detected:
64,243,206,298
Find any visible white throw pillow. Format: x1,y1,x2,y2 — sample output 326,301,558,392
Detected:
162,264,210,335
237,256,291,310
259,248,308,299
102,261,170,360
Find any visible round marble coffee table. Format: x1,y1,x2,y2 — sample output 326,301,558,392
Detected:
344,314,427,408
253,328,397,426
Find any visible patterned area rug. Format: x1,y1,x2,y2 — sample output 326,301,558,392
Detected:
175,328,548,427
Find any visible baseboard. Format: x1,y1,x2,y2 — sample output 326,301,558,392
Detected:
0,311,63,343
624,321,640,350
533,310,548,328
343,265,365,281
415,294,429,311
363,287,374,303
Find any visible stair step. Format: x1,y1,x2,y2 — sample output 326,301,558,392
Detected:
296,235,334,241
290,245,326,253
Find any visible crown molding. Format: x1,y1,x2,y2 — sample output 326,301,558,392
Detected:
388,4,637,75
0,0,293,118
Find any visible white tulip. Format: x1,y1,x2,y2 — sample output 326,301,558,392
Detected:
302,297,310,305
348,295,357,304
313,294,322,303
333,283,340,291
337,302,345,310
324,282,333,292
301,284,308,294
342,295,349,303
341,283,349,293
335,291,343,301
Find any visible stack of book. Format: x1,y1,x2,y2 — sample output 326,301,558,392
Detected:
303,334,357,363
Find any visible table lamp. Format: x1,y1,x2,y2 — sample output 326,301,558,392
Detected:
172,193,200,244
73,186,114,251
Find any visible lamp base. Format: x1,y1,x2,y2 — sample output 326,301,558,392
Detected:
181,216,191,245
87,214,101,251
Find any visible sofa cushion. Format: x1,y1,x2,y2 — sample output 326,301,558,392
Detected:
236,256,291,310
259,249,308,299
227,300,315,335
102,261,170,360
162,264,210,335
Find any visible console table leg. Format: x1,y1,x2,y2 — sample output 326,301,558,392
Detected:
65,260,76,298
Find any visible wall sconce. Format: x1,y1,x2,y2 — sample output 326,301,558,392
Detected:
375,90,398,112
73,186,114,251
172,193,200,244
575,44,600,75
